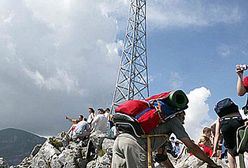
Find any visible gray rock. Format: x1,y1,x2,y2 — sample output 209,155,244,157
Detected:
50,155,63,168
86,160,96,168
58,148,77,168
92,138,114,168
30,141,61,168
30,144,42,157
0,158,9,168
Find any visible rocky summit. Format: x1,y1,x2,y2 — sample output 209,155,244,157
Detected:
0,130,228,168
0,128,46,166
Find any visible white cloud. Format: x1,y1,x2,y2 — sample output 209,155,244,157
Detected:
184,87,213,141
0,0,120,135
101,0,242,29
23,67,81,94
147,1,241,28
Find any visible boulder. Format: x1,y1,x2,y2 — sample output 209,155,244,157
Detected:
0,158,9,168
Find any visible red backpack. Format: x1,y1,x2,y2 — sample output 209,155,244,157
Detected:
114,90,188,135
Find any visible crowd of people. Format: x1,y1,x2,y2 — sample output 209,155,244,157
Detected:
63,64,248,168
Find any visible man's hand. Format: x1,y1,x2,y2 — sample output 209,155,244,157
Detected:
236,64,246,73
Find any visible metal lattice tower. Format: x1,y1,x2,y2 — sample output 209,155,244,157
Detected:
111,0,149,112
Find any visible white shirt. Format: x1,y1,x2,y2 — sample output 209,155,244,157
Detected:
73,120,90,135
90,114,109,137
87,113,95,123
104,112,110,120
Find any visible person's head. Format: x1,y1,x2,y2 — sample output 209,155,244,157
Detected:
177,111,186,124
79,115,84,121
88,107,95,114
199,135,212,147
105,108,110,113
170,136,175,141
175,141,180,146
98,108,105,114
202,127,212,138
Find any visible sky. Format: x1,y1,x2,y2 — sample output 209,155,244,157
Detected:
0,0,248,140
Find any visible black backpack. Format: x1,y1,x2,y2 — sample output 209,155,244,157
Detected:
214,98,239,117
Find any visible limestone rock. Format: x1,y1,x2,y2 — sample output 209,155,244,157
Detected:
0,158,9,168
30,144,42,157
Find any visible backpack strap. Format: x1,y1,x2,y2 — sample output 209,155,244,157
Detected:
242,96,248,115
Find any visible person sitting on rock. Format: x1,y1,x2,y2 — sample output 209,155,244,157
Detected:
66,115,84,139
72,117,91,142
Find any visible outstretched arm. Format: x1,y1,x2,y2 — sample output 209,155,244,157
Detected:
65,115,77,124
180,137,221,168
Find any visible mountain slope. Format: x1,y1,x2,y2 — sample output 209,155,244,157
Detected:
0,128,46,165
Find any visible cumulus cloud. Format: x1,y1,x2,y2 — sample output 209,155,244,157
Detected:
103,0,242,29
100,1,242,31
147,0,241,28
0,0,121,135
184,87,213,141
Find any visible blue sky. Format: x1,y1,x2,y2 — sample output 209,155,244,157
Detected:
0,0,248,139
147,2,248,116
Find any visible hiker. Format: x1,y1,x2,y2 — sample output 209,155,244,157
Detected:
198,127,213,147
236,64,248,167
173,141,181,157
87,107,95,124
198,127,213,157
71,117,90,141
212,98,245,168
236,64,248,96
104,108,111,120
105,107,115,128
86,108,109,159
66,115,84,138
112,113,221,168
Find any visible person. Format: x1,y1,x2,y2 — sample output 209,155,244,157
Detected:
173,141,181,157
198,135,213,157
71,117,90,141
87,107,95,124
104,108,111,120
236,64,248,96
212,99,245,168
66,115,84,139
86,108,109,159
236,64,248,167
112,110,221,168
198,127,213,148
